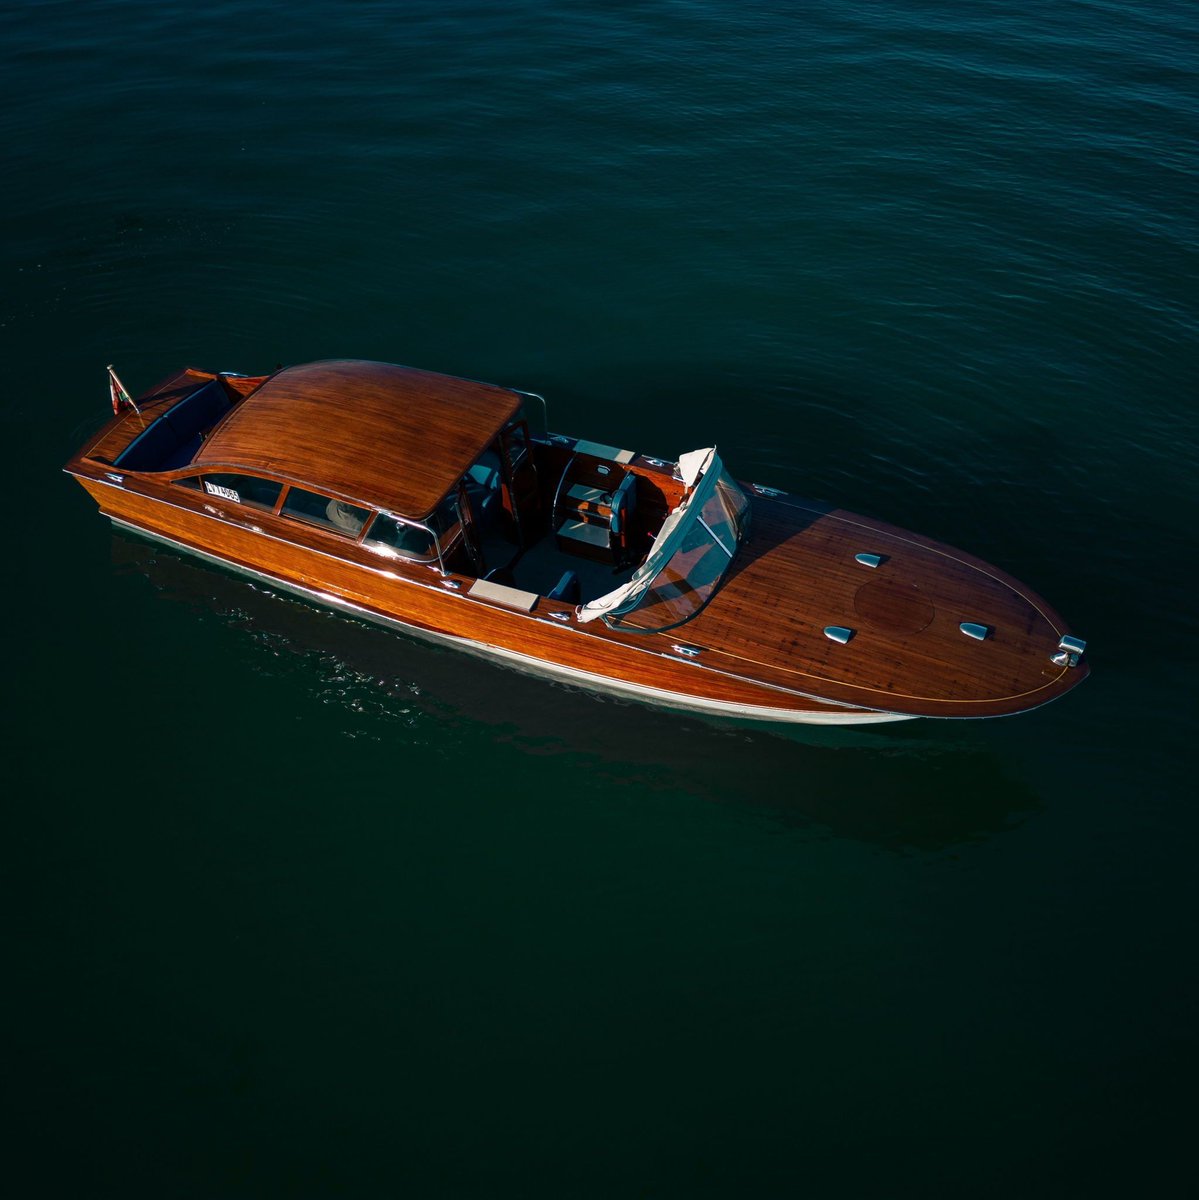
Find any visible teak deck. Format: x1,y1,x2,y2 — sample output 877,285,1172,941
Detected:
65,359,1089,724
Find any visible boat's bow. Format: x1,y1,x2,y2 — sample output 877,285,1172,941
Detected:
678,494,1089,719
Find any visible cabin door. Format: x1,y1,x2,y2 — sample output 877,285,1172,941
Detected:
499,421,541,545
456,482,485,575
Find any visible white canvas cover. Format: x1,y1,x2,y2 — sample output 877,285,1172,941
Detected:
677,446,715,490
576,448,720,625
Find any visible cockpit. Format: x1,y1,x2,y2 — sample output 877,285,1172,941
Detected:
576,449,750,632
451,431,750,631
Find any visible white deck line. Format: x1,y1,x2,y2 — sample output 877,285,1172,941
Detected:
110,518,913,726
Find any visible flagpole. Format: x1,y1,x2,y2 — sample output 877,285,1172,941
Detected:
107,364,140,415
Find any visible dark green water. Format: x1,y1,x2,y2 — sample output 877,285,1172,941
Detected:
4,2,1196,1195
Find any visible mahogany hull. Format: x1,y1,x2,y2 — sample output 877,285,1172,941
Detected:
77,474,895,725
65,360,1088,725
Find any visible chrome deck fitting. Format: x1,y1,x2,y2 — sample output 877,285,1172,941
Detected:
1051,634,1087,667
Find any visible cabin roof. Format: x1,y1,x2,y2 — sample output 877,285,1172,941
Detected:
192,359,523,518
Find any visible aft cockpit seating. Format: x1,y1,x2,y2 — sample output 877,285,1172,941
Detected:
553,459,640,569
114,380,233,471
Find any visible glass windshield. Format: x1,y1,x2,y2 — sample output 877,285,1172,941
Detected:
599,462,749,633
364,494,460,563
364,514,438,560
701,474,750,552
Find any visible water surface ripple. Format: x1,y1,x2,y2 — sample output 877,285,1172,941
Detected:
3,1,1196,1195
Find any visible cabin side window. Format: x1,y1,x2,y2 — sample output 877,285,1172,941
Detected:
202,473,283,511
280,486,369,536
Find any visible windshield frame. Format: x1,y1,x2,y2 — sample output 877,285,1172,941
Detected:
576,452,750,633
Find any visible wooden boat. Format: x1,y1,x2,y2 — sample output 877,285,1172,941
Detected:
64,359,1089,725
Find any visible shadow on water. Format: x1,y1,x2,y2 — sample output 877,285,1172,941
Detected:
110,531,1042,852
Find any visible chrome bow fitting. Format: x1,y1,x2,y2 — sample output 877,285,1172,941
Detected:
1051,634,1086,668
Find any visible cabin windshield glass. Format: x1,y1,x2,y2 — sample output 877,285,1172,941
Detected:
577,452,749,633
365,515,437,561
363,493,460,564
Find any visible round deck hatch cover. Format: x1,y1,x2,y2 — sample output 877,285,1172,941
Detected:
853,578,935,634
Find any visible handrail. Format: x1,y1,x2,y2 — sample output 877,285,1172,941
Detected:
551,453,577,532
512,389,548,440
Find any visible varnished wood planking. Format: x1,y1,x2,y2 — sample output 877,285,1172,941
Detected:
66,359,1088,721
83,369,219,462
674,496,1086,715
194,360,522,519
82,369,269,466
65,464,1082,718
75,472,859,717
